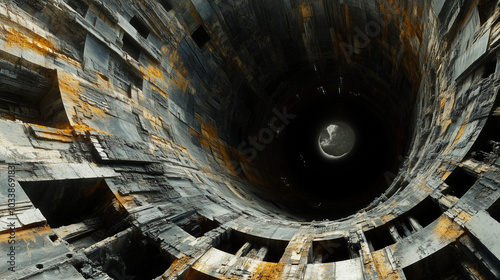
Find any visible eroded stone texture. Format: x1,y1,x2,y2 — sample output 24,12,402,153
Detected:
0,0,500,279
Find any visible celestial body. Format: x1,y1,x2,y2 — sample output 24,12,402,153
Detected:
318,122,355,158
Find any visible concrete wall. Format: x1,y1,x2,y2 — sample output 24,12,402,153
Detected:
0,0,499,279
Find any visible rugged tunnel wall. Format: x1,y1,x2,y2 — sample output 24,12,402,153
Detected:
1,0,500,279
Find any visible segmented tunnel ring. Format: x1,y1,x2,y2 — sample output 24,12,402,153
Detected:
0,0,500,279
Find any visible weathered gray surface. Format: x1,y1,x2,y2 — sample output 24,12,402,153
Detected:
0,0,499,279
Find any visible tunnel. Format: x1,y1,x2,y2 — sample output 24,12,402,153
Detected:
1,0,500,279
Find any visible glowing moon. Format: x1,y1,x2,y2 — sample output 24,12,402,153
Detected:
318,122,355,159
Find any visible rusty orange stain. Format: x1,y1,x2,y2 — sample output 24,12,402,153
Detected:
0,225,52,244
142,110,163,130
163,256,193,278
172,70,189,95
442,171,452,180
381,214,395,224
6,28,54,55
218,143,238,175
432,216,464,241
193,122,242,176
380,0,423,41
114,192,136,209
443,124,467,154
186,260,283,280
28,123,72,137
440,97,447,108
456,121,469,142
70,123,110,134
186,1,203,26
251,262,284,280
465,264,488,280
189,118,270,188
174,143,199,166
372,250,402,279
163,47,190,95
378,0,424,92
58,72,84,101
299,4,313,20
5,26,82,67
344,4,351,29
144,65,164,80
441,119,452,135
152,84,169,100
201,123,218,139
190,127,211,151
58,72,113,133
451,124,467,148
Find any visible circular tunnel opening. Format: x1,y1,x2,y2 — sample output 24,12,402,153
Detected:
233,62,417,221
285,100,397,219
204,3,423,222
278,72,407,220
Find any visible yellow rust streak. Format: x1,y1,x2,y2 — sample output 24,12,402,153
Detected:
58,72,110,134
372,250,402,280
28,123,72,137
162,256,193,279
165,48,190,95
141,65,165,88
453,124,467,145
191,122,240,176
0,225,52,244
147,65,164,79
344,4,351,29
299,4,313,20
381,214,396,224
152,84,169,100
58,72,83,99
5,28,54,55
440,97,447,109
70,124,110,134
251,262,284,280
432,216,465,241
190,127,211,151
379,0,422,41
445,124,467,154
379,0,423,89
465,264,488,280
441,119,452,136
